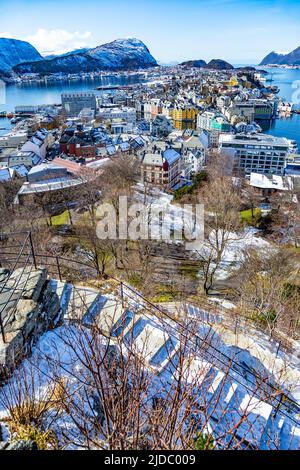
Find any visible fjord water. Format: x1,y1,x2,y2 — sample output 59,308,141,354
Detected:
263,67,300,149
0,74,145,135
0,68,300,148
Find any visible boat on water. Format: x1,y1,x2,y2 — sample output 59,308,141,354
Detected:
278,102,293,114
6,112,14,119
96,85,120,90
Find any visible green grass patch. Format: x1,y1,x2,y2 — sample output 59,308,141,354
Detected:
151,292,175,303
50,210,70,226
179,264,200,280
127,273,143,290
150,285,179,303
240,208,262,227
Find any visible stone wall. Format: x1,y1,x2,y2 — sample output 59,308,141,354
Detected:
0,267,61,376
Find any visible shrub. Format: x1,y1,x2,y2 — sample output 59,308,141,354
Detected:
195,432,214,450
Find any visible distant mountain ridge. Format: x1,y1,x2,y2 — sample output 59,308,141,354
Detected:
180,59,207,68
260,46,300,65
204,59,234,70
11,38,157,75
0,38,42,73
179,58,234,70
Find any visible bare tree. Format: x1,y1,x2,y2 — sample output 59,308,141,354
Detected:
195,176,242,294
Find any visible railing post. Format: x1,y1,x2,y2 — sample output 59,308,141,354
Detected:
0,315,6,344
276,341,281,358
120,281,124,307
56,256,62,281
29,232,37,269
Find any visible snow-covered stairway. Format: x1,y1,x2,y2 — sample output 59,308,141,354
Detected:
32,276,300,449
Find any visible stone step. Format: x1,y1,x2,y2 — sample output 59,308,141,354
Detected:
149,336,179,371
49,280,72,320
65,286,101,322
132,323,171,364
260,412,283,450
111,308,135,338
94,299,127,335
83,295,109,327
279,418,300,450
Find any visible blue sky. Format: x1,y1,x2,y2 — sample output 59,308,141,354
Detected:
0,0,299,64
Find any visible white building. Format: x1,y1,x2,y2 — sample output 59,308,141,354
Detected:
219,133,290,175
0,131,28,149
98,106,136,124
0,150,40,168
21,129,52,160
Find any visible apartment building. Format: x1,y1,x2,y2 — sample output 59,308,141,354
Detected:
141,147,182,188
0,131,28,149
62,92,97,117
219,133,290,175
98,106,136,124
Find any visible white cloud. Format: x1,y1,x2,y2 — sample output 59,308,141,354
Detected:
24,28,92,56
0,32,14,38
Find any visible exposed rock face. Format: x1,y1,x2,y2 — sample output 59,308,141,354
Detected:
14,53,102,75
13,38,157,75
0,267,61,375
0,38,42,73
179,59,207,68
204,59,234,70
260,46,300,66
259,51,286,66
0,440,38,450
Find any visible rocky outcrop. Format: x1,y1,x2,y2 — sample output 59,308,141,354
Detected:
179,59,207,68
204,59,234,70
0,267,61,375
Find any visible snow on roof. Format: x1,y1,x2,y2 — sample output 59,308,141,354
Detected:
163,148,181,165
11,164,29,177
17,177,83,195
106,145,116,156
143,153,163,166
0,167,12,182
250,173,293,191
30,136,44,147
119,142,130,152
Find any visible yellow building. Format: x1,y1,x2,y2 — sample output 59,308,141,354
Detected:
169,107,198,129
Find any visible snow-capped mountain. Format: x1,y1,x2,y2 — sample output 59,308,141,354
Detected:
12,38,157,75
260,46,300,66
0,38,42,73
44,48,90,60
87,38,157,68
